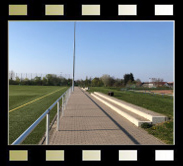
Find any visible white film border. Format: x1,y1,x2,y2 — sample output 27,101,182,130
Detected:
9,150,175,161
8,4,174,16
7,1,175,164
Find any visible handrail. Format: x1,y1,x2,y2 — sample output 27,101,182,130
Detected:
11,86,72,145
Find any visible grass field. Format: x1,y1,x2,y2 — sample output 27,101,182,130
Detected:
9,85,69,144
88,87,174,144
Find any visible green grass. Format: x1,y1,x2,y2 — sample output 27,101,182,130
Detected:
145,120,173,144
9,85,64,110
88,87,174,144
9,85,69,144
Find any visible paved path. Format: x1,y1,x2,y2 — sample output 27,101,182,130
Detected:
49,87,165,145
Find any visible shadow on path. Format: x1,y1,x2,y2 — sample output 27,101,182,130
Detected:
81,89,140,145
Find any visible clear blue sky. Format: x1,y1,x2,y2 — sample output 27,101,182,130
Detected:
9,21,174,82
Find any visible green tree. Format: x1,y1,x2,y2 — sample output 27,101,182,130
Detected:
91,77,103,87
34,76,42,85
113,78,122,87
42,77,48,86
22,78,30,85
85,76,89,87
46,74,55,85
124,73,134,85
15,76,20,84
67,78,72,86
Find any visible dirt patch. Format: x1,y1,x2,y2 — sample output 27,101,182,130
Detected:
134,90,173,95
150,90,173,95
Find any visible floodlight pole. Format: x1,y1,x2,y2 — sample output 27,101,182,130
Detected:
72,22,76,92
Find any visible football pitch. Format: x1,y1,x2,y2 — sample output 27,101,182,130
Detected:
9,85,69,144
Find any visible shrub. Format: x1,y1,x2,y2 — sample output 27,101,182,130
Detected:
141,123,152,128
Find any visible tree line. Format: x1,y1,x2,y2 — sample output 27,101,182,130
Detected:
9,71,169,89
9,74,72,86
75,73,141,88
9,71,139,88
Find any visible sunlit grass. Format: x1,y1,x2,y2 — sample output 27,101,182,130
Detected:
9,85,68,144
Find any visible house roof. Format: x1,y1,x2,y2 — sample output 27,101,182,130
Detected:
167,82,174,85
142,82,167,85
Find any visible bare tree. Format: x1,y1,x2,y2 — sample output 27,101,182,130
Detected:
136,78,141,87
9,70,15,80
100,74,112,87
152,78,164,87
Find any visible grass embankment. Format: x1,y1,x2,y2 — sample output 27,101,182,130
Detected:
88,87,174,144
9,85,69,144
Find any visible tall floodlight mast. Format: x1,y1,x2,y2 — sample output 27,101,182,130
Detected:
72,22,76,92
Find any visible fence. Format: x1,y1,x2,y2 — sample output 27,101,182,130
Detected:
11,87,72,145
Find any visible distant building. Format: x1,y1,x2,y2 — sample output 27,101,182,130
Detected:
141,82,173,88
141,82,155,88
154,82,167,87
166,82,174,88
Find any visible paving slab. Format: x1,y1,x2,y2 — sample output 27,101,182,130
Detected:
49,87,165,145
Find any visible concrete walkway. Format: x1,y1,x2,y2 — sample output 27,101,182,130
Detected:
49,87,165,145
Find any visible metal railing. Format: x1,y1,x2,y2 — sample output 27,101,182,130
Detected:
11,87,72,145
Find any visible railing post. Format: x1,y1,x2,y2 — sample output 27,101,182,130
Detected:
64,93,66,109
66,91,68,105
46,112,50,145
57,101,59,131
62,96,64,117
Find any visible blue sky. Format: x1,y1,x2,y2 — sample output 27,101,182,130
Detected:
9,21,174,82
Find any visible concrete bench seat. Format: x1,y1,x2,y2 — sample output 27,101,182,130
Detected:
91,92,167,126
